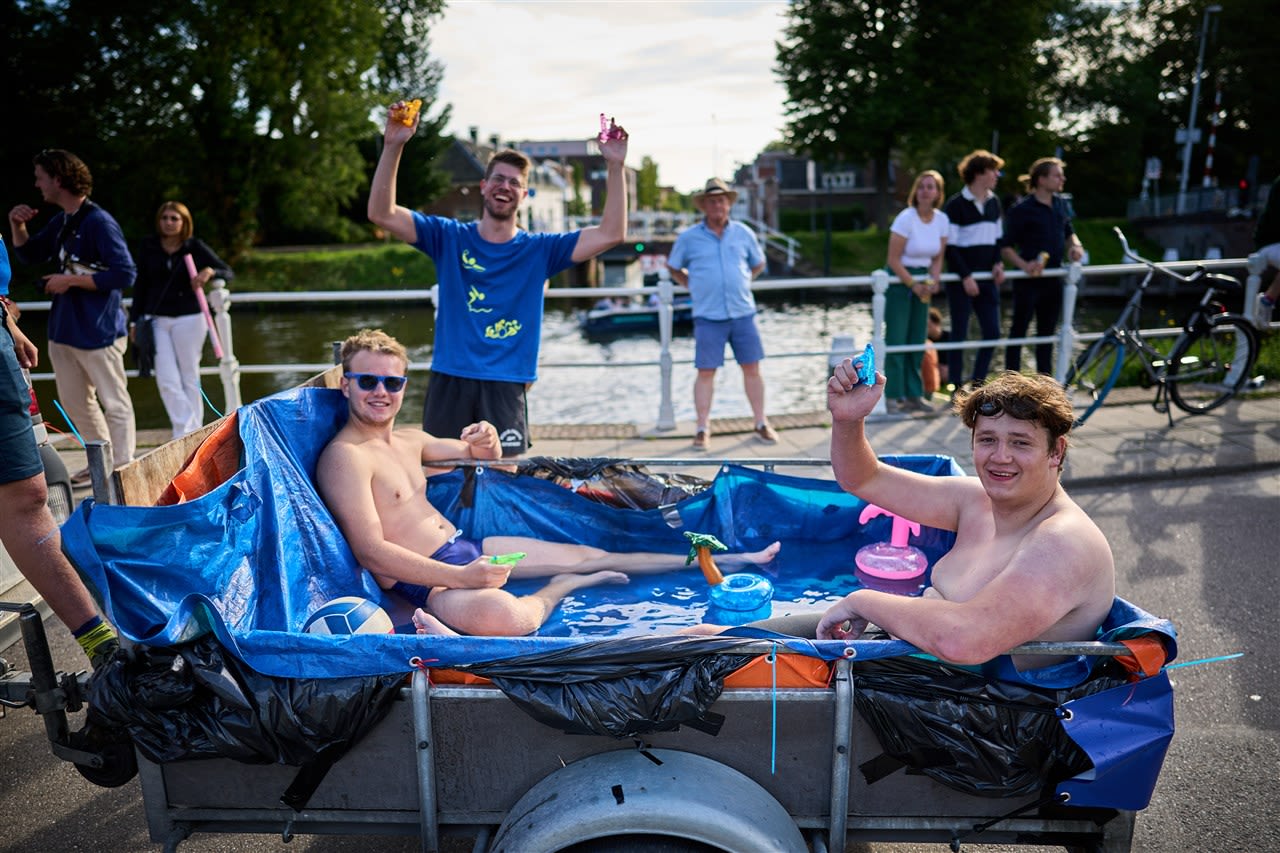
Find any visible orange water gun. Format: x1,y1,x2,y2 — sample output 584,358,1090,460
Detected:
389,98,422,127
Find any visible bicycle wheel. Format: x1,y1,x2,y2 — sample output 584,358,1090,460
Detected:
1166,314,1258,414
1065,335,1125,426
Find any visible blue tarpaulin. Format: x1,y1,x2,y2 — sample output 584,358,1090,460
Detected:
62,387,1175,680
59,386,1178,809
60,387,963,677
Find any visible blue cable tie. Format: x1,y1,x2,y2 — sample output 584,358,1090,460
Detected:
52,399,87,448
200,386,224,419
768,642,778,775
1165,652,1244,670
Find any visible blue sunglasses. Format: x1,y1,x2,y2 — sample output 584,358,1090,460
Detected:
344,372,407,393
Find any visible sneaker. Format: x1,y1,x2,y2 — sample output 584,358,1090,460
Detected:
1255,293,1275,330
692,428,710,449
910,397,936,413
888,398,912,414
754,424,779,444
70,467,92,487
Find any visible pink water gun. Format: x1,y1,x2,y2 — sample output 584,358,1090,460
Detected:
598,113,626,144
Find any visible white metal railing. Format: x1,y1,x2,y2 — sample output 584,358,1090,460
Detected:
566,211,800,270
15,255,1266,430
742,216,802,271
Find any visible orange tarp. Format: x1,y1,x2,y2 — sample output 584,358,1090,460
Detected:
157,413,242,505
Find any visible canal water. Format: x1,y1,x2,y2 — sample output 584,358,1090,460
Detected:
23,292,1177,434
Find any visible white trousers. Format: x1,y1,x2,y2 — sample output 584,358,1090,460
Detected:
152,313,209,439
48,337,136,468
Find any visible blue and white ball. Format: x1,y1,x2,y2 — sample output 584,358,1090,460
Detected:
303,596,394,636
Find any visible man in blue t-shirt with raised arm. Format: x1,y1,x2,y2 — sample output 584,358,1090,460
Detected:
368,103,630,456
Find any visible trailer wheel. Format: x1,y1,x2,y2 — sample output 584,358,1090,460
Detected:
70,724,139,788
491,748,806,853
561,836,718,853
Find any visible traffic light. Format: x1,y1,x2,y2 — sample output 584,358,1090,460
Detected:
634,242,646,253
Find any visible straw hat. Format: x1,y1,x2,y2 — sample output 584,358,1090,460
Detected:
693,177,739,206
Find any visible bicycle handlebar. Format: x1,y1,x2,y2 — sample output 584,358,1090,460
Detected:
1113,226,1244,296
1113,226,1209,284
1113,226,1140,262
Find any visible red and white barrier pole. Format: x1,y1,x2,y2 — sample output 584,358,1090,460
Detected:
1202,82,1222,188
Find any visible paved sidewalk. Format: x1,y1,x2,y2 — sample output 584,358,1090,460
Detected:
519,385,1280,489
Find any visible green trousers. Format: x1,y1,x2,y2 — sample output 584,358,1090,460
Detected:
883,268,929,400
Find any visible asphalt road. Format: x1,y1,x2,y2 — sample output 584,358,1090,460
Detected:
1,470,1276,853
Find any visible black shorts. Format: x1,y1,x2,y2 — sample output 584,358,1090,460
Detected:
422,372,530,457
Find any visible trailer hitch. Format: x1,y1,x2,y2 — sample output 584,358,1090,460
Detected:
0,602,137,787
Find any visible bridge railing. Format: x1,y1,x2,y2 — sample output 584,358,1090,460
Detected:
14,255,1266,431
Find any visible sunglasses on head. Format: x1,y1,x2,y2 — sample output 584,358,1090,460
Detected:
344,372,407,393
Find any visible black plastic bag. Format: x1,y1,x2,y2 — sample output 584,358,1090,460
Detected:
132,315,156,378
520,456,710,510
463,636,755,737
86,635,404,768
851,656,1127,798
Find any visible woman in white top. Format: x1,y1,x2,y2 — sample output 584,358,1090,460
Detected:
884,170,949,413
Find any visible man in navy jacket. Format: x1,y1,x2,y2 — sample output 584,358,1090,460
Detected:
1001,157,1085,375
8,149,137,473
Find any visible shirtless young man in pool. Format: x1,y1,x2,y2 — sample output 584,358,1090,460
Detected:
815,366,1114,667
315,329,780,637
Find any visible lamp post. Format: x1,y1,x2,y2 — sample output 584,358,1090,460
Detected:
1175,4,1222,215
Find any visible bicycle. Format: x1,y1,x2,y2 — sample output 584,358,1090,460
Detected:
1066,227,1259,426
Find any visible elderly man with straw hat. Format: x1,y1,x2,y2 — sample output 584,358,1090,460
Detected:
667,178,776,450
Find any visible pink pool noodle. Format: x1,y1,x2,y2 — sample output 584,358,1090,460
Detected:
184,254,224,359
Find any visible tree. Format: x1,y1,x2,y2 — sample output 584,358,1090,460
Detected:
2,0,451,259
636,156,660,210
1070,0,1280,213
776,0,1066,227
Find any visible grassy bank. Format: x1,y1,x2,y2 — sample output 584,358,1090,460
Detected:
229,219,1166,292
234,242,436,291
785,217,1159,276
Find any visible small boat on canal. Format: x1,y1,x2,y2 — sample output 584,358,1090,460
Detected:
578,297,694,336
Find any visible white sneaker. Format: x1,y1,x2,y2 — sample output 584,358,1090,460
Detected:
1256,293,1275,330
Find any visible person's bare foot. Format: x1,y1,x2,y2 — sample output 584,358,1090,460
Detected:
413,608,461,636
721,540,782,567
677,623,728,636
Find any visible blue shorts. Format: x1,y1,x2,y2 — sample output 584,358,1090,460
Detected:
1,319,43,485
693,314,765,370
390,534,484,608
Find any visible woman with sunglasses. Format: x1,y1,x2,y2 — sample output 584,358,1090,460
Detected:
130,201,233,439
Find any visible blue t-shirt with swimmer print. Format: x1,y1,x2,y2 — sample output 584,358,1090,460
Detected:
412,213,579,383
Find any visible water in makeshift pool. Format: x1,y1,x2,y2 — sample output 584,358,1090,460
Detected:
497,538,933,638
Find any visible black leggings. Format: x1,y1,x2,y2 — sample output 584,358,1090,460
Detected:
1006,280,1063,374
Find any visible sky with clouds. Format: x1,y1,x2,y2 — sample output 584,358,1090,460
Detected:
428,0,791,194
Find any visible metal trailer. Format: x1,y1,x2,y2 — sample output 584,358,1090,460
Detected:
2,395,1147,852
1,605,1136,853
